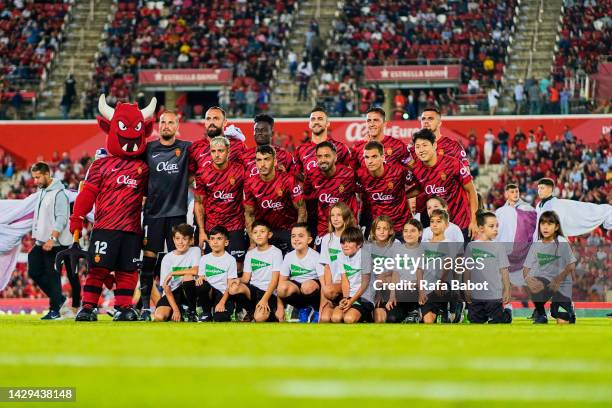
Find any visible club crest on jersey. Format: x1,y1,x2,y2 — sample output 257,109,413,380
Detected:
94,254,101,263
277,188,284,197
229,176,236,186
175,148,181,157
137,166,142,174
386,148,393,156
440,172,447,181
338,184,345,193
439,149,445,156
387,181,394,190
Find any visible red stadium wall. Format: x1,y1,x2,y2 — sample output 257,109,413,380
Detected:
1,115,610,166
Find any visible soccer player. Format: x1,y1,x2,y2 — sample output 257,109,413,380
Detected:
193,136,247,264
296,107,351,237
153,224,201,322
421,196,464,243
303,141,358,245
244,145,306,254
350,107,408,169
406,106,473,226
140,110,192,321
277,223,323,322
188,106,246,176
331,227,373,324
242,114,295,178
408,129,479,241
523,211,576,324
464,211,512,324
318,202,357,323
356,140,411,238
229,221,284,322
196,225,239,322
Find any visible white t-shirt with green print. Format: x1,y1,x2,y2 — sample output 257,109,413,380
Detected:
198,251,237,293
244,245,284,291
281,248,324,283
160,247,201,291
319,232,342,283
466,240,510,300
523,237,576,298
338,247,373,302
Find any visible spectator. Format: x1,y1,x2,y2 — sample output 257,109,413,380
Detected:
297,59,313,102
218,87,231,112
468,76,480,94
484,128,495,167
487,87,500,115
10,90,23,120
560,87,571,114
64,74,76,108
514,80,524,114
245,87,257,118
549,86,560,114
513,127,526,150
60,94,71,119
528,80,540,115
497,126,510,162
287,50,298,79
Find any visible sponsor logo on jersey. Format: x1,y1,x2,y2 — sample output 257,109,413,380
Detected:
424,249,445,259
425,184,445,195
343,263,361,277
372,192,394,201
537,253,561,267
471,248,495,261
117,174,138,189
205,263,226,277
329,248,341,262
319,193,339,204
156,161,179,172
290,264,314,277
261,199,283,210
293,185,303,195
251,258,272,271
213,190,234,200
306,160,318,171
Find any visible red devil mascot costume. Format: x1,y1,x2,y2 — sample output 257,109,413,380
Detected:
70,95,156,321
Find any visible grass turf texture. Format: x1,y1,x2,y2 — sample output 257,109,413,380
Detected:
0,316,610,408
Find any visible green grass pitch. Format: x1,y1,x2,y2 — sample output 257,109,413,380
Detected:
0,316,611,408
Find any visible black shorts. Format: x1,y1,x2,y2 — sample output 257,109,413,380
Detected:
156,286,186,308
89,229,142,272
349,298,374,322
204,230,247,261
246,283,278,321
385,302,419,323
210,286,234,322
143,215,187,253
289,278,320,290
270,229,291,255
531,277,573,303
468,300,511,324
420,292,448,317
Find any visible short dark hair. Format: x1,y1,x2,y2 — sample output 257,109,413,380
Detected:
291,222,311,235
412,129,436,145
310,106,328,115
340,226,364,246
208,225,229,240
252,220,272,231
429,209,449,223
254,114,274,127
427,195,448,209
206,106,226,119
364,140,384,155
316,140,336,153
421,105,441,116
366,107,386,120
404,219,423,232
30,162,50,174
505,183,519,191
476,210,497,227
537,178,555,188
256,144,276,157
172,223,194,238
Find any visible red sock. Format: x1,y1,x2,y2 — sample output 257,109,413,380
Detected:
114,271,138,308
82,267,110,308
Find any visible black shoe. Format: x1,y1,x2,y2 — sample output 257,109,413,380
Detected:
139,310,152,321
186,310,198,322
241,311,254,322
405,310,421,324
451,302,465,323
568,314,576,324
75,307,98,322
112,307,140,321
41,310,61,320
198,312,212,322
533,313,548,324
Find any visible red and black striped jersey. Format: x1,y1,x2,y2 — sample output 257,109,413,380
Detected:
409,155,473,229
84,156,148,233
356,164,411,233
407,135,470,213
187,138,246,176
351,135,408,170
241,146,295,178
244,171,304,231
295,137,351,178
194,162,245,232
304,164,358,236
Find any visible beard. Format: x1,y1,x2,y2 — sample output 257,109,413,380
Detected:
161,132,175,141
311,127,325,136
207,125,222,138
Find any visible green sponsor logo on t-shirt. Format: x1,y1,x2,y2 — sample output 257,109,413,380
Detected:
424,249,445,259
343,264,361,277
290,264,314,277
251,258,272,271
205,264,226,277
537,253,561,267
170,266,191,281
471,248,496,260
329,248,341,262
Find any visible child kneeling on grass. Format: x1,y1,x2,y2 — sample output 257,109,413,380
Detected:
196,225,239,322
331,227,373,324
154,224,201,322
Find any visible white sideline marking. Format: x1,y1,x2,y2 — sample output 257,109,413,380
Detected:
269,380,612,402
0,354,610,374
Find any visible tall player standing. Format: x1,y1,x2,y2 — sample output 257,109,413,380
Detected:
244,145,307,253
193,136,247,269
242,114,295,178
138,111,192,321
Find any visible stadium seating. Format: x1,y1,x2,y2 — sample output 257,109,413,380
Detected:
316,0,518,115
85,0,296,116
0,0,71,91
